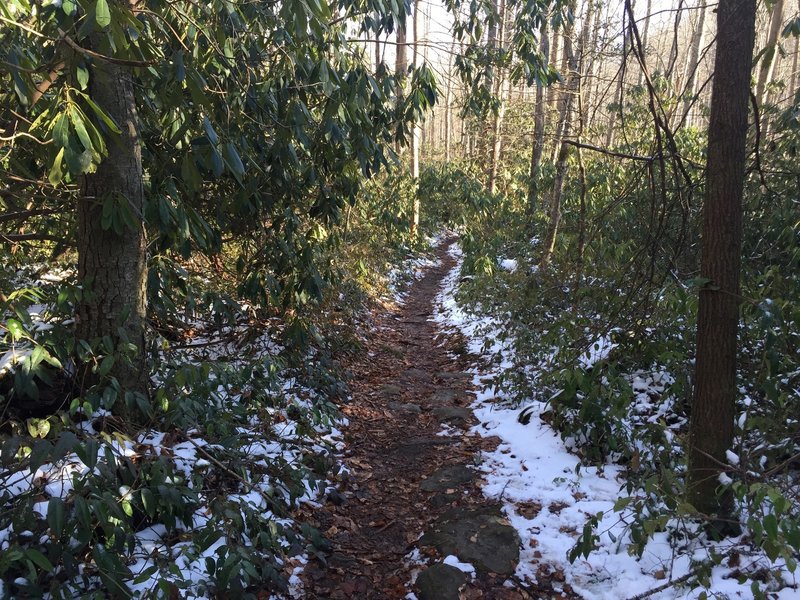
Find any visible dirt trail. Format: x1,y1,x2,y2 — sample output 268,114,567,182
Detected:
300,242,572,599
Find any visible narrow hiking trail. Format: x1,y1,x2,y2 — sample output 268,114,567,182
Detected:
299,242,576,599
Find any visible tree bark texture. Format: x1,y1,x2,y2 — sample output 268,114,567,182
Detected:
755,0,784,107
541,0,580,266
410,0,421,236
527,21,550,212
687,0,756,523
77,34,148,398
488,0,508,195
682,3,707,127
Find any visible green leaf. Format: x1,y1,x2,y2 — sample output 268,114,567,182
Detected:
223,142,245,179
52,113,70,148
81,95,122,134
29,440,53,474
70,111,97,160
203,116,219,145
76,438,99,471
98,355,115,377
93,545,132,597
24,548,54,572
48,497,66,537
613,496,632,511
5,318,25,341
95,0,111,28
763,513,779,541
49,147,65,185
76,65,90,89
62,0,77,15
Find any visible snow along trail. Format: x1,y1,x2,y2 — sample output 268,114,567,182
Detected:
434,243,799,599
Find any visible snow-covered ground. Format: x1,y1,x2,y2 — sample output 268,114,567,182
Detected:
433,243,799,600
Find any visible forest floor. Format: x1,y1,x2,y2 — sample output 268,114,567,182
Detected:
298,241,575,599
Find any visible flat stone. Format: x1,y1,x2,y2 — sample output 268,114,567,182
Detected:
415,564,468,600
395,437,459,457
433,406,472,424
429,493,459,508
421,465,475,492
401,368,433,383
419,506,520,576
431,389,459,404
437,372,471,381
379,384,403,397
389,401,422,414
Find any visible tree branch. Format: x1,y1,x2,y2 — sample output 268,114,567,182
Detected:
562,139,657,162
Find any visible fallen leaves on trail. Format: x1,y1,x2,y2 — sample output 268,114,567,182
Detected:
299,244,577,600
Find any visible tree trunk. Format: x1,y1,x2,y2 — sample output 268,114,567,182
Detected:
488,0,508,195
682,3,707,127
77,29,148,403
410,0,422,236
790,34,799,102
395,20,408,157
550,16,575,162
445,42,455,161
375,27,381,70
687,0,756,530
527,21,550,212
541,0,580,266
637,0,653,86
605,13,628,149
755,0,784,107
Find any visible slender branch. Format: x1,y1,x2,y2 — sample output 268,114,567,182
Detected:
624,571,696,600
562,139,656,162
0,209,63,224
0,233,65,243
57,29,157,67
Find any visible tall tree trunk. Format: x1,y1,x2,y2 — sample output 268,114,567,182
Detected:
550,16,575,162
77,27,148,403
755,0,784,110
375,27,381,70
682,3,707,127
790,34,800,102
410,0,422,236
546,24,562,157
445,42,455,161
605,12,628,149
395,20,408,157
665,0,684,85
488,0,508,195
687,0,756,529
637,0,653,86
527,21,550,212
541,0,580,266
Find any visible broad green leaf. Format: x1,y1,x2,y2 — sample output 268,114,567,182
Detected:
48,497,66,537
70,111,96,159
49,147,65,185
202,116,219,144
76,64,90,90
81,95,122,134
95,0,111,28
52,112,70,148
24,548,54,572
5,318,25,340
223,142,245,179
62,0,77,15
